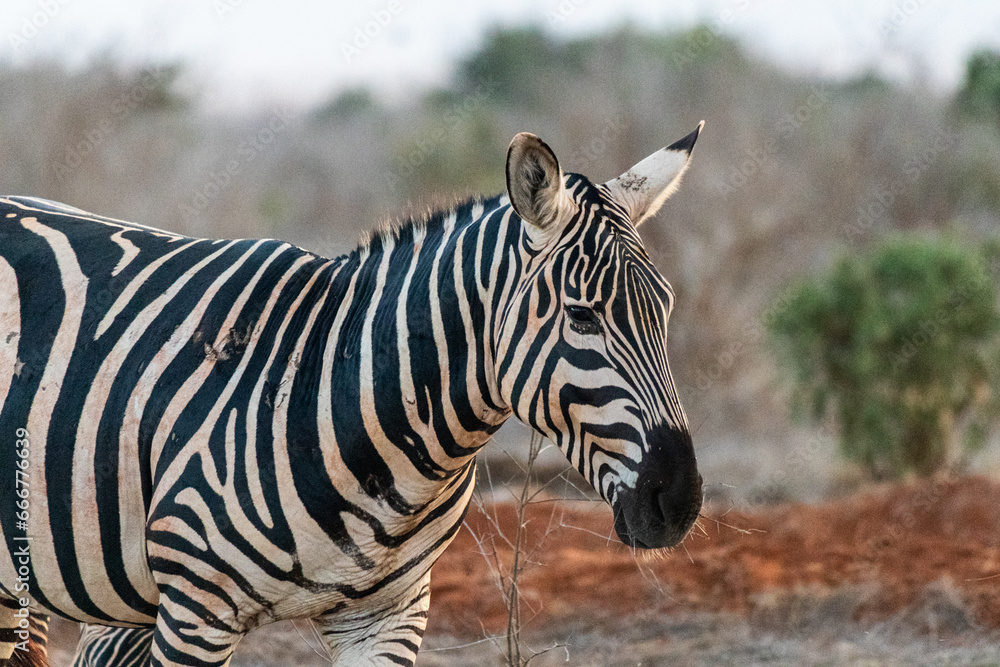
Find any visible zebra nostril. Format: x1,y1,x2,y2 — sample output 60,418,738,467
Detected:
649,469,702,531
655,485,686,527
655,489,672,525
647,484,669,525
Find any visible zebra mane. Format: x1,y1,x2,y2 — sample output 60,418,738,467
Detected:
354,192,499,258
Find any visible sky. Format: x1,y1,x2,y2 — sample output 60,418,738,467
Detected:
2,0,1000,112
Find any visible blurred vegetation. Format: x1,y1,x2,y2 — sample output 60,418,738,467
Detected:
956,49,1000,125
1,29,998,454
768,237,1000,479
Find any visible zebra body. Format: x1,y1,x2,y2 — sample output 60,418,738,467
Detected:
0,127,704,665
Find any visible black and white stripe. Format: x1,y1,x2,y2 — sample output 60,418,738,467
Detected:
72,625,153,667
0,126,703,666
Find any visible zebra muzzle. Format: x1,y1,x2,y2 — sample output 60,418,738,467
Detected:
612,429,702,549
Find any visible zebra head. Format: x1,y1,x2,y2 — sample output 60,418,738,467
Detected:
497,125,704,549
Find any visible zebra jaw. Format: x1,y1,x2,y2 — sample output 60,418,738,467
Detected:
604,120,704,226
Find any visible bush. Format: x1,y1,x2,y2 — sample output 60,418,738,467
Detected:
956,49,1000,124
768,236,1000,479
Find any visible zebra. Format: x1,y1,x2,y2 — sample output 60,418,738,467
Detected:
72,625,153,667
0,596,47,666
0,125,704,666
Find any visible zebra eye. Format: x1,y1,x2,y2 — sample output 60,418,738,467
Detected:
565,305,601,335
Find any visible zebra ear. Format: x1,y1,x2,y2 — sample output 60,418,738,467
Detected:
506,132,573,232
605,121,704,226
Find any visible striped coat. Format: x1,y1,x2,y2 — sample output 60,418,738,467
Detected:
0,127,703,665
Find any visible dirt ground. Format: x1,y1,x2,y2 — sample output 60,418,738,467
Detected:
47,475,1000,665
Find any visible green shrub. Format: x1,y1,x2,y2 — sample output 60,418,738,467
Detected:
768,236,1000,479
956,49,1000,124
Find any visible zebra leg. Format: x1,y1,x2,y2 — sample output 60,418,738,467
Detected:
70,624,154,667
147,605,240,667
312,573,431,667
0,596,49,667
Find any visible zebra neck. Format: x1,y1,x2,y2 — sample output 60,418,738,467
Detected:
298,197,521,504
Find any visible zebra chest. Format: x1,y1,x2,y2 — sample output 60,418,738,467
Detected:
140,410,476,627
143,468,472,630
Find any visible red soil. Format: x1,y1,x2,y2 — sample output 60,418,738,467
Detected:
428,476,1000,637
